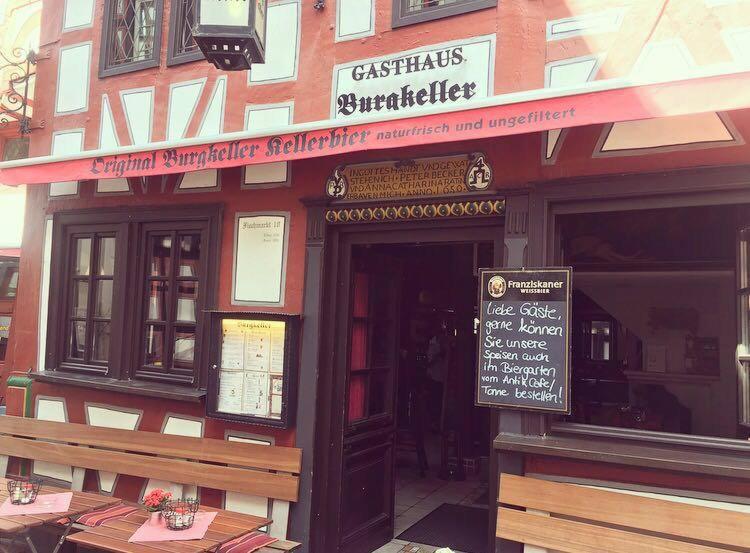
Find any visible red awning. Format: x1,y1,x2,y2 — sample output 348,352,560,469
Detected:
0,248,20,258
2,69,750,186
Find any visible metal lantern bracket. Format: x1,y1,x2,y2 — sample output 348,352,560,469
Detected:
0,47,45,135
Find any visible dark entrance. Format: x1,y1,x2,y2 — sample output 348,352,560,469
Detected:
317,220,503,553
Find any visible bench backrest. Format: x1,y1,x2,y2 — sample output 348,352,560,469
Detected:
497,474,750,553
0,416,301,502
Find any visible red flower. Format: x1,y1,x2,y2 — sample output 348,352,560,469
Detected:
142,489,172,511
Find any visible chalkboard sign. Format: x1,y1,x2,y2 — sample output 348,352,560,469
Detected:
476,268,571,413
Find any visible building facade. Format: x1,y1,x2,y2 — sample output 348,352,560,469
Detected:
3,0,750,552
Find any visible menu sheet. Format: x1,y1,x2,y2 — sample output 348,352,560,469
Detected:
218,319,286,419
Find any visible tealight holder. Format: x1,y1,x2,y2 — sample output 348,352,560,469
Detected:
6,478,42,505
163,499,199,531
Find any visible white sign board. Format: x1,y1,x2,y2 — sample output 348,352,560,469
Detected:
199,0,251,27
232,213,289,306
331,35,495,120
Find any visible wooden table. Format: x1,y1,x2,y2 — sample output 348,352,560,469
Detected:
67,505,272,552
0,477,121,553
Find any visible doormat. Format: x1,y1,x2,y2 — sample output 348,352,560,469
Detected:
396,503,488,553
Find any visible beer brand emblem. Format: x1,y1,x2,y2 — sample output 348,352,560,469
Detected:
487,275,507,298
465,154,492,191
326,167,348,199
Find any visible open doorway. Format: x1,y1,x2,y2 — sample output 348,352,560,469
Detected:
343,241,493,553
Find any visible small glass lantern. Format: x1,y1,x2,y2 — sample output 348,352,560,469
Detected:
6,478,42,505
163,499,200,531
193,0,267,71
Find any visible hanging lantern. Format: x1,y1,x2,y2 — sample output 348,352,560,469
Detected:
193,0,267,71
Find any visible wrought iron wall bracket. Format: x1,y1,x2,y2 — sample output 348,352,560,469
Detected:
0,47,40,136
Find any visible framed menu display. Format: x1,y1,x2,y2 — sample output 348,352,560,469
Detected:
207,312,299,428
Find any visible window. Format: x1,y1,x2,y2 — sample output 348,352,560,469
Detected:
100,0,163,77
64,233,117,371
0,260,19,299
0,315,11,362
47,207,220,390
167,0,203,66
738,228,750,427
392,0,496,28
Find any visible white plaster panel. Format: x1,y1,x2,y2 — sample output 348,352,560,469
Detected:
167,79,206,141
249,0,300,84
546,9,625,41
178,169,219,190
723,27,750,65
56,43,91,114
198,77,226,137
34,398,72,483
37,217,53,372
544,56,600,161
121,88,154,145
96,178,131,194
99,95,119,150
224,435,273,533
144,416,204,500
244,103,292,185
49,130,83,197
244,163,288,185
336,0,374,41
85,404,142,493
63,0,95,30
632,40,695,81
600,112,735,153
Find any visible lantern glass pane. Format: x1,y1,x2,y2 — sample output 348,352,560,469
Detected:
199,0,250,27
254,0,266,43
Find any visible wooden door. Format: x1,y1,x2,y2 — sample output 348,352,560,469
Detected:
339,247,402,553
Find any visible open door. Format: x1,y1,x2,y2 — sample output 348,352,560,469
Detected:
339,247,402,553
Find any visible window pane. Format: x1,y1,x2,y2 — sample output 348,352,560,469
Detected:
176,282,198,323
72,281,89,318
405,0,461,13
147,281,169,321
144,324,165,367
178,234,201,277
174,326,195,368
92,322,111,363
69,321,86,359
174,0,198,57
350,321,368,371
348,374,366,423
95,280,114,318
149,235,172,276
74,238,92,276
0,315,11,362
98,237,116,276
107,0,156,67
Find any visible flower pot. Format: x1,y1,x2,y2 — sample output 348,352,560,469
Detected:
149,511,162,526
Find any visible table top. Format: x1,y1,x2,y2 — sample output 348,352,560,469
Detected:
0,477,121,536
67,504,272,552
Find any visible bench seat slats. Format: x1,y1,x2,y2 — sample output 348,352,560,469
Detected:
496,508,735,553
0,436,299,502
499,474,750,549
0,416,301,474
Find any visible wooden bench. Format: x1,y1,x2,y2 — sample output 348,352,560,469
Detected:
497,474,750,553
0,416,302,552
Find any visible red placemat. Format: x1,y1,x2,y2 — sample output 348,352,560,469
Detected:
0,493,73,515
129,511,218,543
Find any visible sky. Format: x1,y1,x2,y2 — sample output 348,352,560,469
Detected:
0,184,25,248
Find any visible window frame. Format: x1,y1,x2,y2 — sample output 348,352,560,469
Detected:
99,0,165,78
46,206,221,392
737,228,750,427
0,259,19,300
391,0,496,28
166,0,203,67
